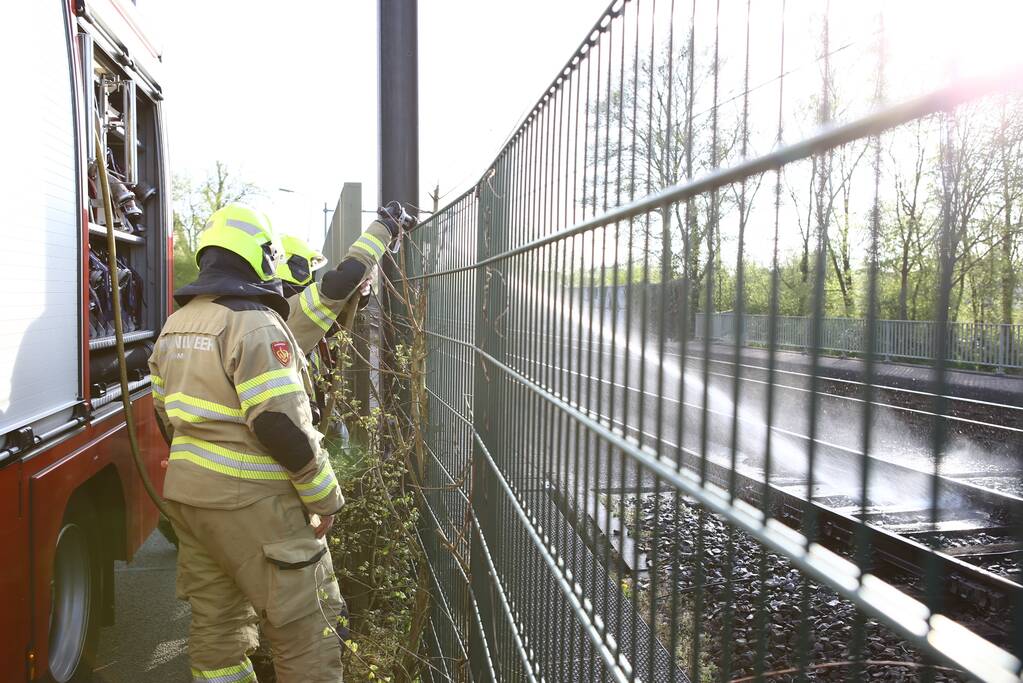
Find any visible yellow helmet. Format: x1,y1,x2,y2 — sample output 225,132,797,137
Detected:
196,203,282,282
277,234,328,286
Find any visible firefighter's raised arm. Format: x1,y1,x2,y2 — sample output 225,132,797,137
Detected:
282,201,416,354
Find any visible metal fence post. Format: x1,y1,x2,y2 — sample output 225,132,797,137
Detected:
378,0,419,417
998,323,1007,374
468,163,507,681
324,183,372,443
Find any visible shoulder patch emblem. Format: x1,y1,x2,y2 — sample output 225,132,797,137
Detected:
271,341,292,366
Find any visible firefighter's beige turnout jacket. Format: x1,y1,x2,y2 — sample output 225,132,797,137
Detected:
149,298,343,515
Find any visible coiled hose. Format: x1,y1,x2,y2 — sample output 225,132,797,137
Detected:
94,128,171,519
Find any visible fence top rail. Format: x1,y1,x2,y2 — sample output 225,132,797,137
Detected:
409,66,1023,283
712,313,1023,329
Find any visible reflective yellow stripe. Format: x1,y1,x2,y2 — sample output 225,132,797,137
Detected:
164,392,244,418
151,374,165,401
236,368,294,394
239,383,306,411
170,435,288,481
300,284,334,333
356,234,385,256
294,461,338,504
351,241,374,256
293,461,333,490
351,237,384,261
361,231,387,255
163,391,244,424
236,368,305,410
190,657,257,683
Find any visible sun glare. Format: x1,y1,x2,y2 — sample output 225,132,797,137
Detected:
886,0,1023,80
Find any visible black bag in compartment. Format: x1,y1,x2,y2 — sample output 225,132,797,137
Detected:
88,250,113,338
115,255,145,332
89,341,154,386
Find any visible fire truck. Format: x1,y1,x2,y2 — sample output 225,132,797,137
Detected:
1,1,170,680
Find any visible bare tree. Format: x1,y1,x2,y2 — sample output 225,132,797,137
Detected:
173,161,260,253
586,37,746,338
886,120,938,320
171,161,260,290
996,96,1023,325
937,103,1007,323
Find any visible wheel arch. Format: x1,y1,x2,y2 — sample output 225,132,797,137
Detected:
64,465,125,627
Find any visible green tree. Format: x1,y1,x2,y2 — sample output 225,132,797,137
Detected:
172,161,260,291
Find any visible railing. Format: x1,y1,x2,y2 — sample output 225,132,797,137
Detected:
694,313,1023,371
402,0,1023,681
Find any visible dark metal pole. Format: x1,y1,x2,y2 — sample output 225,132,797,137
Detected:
378,0,419,414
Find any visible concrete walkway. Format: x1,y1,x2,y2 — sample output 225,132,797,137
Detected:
93,531,190,682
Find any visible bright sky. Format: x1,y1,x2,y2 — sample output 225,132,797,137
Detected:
157,0,610,246
153,0,1023,254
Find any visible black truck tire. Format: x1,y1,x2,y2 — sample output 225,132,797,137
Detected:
46,497,103,682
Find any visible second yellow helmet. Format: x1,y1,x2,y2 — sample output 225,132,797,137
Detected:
277,234,328,286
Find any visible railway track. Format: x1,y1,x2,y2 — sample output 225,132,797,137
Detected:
506,332,1023,489
436,324,1022,645
584,411,1022,649
496,346,1023,651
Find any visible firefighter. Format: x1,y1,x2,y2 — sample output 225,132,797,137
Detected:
276,232,372,435
148,202,404,683
282,201,413,356
277,234,328,300
276,233,369,355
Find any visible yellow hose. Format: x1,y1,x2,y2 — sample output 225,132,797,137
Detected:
94,127,171,519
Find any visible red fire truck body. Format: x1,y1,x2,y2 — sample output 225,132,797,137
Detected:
1,1,170,680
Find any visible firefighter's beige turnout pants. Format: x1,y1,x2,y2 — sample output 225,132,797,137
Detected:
166,494,346,683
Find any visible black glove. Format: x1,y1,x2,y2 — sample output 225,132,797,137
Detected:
376,201,417,238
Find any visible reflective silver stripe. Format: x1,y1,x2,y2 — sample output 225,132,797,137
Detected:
298,469,337,500
191,662,256,683
225,218,263,236
170,443,286,474
355,234,385,257
237,374,301,404
164,400,245,423
301,287,335,329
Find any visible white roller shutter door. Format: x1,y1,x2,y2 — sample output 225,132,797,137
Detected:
0,1,81,438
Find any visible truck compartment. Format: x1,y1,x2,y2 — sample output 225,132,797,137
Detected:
85,43,167,400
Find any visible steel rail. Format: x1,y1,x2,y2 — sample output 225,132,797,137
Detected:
490,350,1023,604
426,332,1023,523
491,336,1023,434
596,406,1023,631
484,323,1023,415
431,342,1023,536
501,349,1023,520
576,401,1023,617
